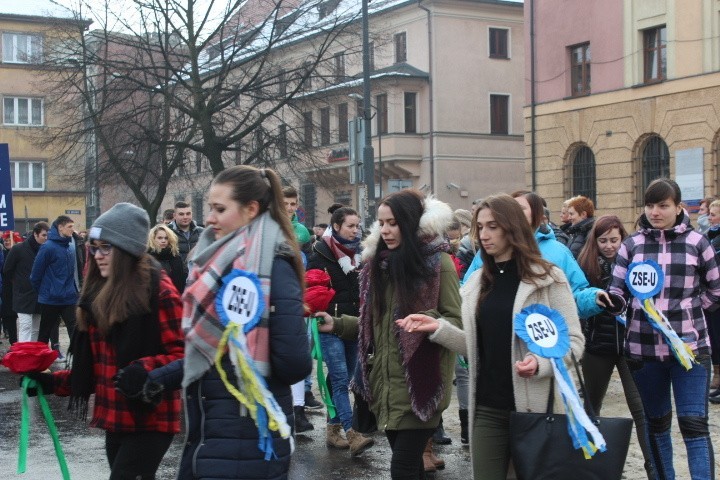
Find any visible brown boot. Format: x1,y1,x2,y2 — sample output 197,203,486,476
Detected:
423,438,437,472
346,428,374,456
326,424,349,449
424,438,445,470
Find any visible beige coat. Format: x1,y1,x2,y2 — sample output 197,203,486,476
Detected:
429,265,584,478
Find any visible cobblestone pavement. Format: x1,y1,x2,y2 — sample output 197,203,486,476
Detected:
1,331,718,479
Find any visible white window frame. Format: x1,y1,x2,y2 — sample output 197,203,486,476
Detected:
10,161,45,191
3,97,44,126
2,32,43,64
487,26,511,59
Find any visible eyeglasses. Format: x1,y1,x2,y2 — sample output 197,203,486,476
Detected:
89,244,113,256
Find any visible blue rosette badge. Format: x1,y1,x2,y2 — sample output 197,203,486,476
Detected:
213,269,290,460
514,304,606,459
624,259,696,370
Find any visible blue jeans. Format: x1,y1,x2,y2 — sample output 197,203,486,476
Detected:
630,355,714,480
320,333,358,431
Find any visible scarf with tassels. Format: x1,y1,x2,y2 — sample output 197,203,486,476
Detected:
352,235,449,422
324,231,361,274
182,211,294,459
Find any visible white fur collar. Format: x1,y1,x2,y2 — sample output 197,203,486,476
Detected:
361,195,453,261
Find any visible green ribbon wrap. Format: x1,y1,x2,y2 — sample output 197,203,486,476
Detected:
19,376,70,480
308,317,336,418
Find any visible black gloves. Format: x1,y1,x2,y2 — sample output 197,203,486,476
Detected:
602,292,626,316
113,363,148,399
21,372,55,396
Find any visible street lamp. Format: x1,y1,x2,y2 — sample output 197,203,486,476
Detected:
349,93,382,202
360,0,375,226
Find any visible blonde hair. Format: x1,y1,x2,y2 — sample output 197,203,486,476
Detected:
147,224,180,256
710,200,720,211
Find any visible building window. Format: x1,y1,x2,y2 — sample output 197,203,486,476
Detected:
572,146,596,204
490,94,509,135
2,33,42,63
641,135,670,192
10,161,44,190
192,194,204,222
303,111,313,146
278,70,286,96
320,107,330,145
394,32,407,63
3,97,43,125
644,25,666,83
333,52,345,83
300,183,316,227
489,28,509,59
278,123,288,157
404,92,417,133
338,103,348,143
376,94,388,135
570,43,591,96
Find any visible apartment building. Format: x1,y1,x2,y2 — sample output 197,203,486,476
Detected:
162,0,526,227
0,1,89,231
526,0,720,225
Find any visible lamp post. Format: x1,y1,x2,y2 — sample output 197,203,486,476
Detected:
361,0,375,226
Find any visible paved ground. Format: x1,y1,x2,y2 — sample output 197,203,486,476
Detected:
1,329,719,479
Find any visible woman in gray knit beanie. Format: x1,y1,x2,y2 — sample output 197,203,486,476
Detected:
24,201,185,478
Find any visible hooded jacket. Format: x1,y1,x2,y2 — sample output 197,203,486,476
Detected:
566,216,595,259
609,211,720,361
463,225,602,318
168,220,204,266
30,225,78,305
331,196,462,430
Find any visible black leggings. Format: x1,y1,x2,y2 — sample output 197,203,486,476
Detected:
105,431,174,480
385,428,434,480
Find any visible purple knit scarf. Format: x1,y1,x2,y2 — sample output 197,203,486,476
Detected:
352,237,448,422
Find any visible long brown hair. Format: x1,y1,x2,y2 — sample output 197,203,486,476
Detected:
475,194,558,305
576,215,628,287
211,165,305,291
78,248,153,335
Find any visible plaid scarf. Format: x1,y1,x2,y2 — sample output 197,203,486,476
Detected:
323,231,361,273
182,211,287,387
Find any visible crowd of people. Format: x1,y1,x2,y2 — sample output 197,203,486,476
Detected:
0,171,717,479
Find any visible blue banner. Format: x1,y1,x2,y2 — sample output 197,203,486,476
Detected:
0,144,15,231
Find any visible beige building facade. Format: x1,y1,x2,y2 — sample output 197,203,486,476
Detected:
0,2,88,231
162,0,526,228
526,0,720,226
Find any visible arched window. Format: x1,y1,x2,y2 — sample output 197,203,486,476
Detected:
642,135,670,191
572,146,596,205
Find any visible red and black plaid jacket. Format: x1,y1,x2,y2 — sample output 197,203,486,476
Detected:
55,272,184,433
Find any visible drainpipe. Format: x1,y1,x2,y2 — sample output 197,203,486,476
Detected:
530,0,537,190
418,0,434,193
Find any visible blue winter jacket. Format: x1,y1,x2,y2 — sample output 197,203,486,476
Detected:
171,255,311,480
30,226,79,305
463,225,602,319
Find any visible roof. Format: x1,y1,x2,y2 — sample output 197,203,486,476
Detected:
0,0,76,20
294,63,429,98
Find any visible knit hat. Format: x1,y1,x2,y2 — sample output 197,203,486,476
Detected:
89,203,150,257
453,209,473,230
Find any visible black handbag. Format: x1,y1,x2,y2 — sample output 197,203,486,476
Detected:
509,353,633,480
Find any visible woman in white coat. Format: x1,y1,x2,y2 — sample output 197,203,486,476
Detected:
396,194,585,479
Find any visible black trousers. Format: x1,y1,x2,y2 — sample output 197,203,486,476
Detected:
37,304,76,344
105,430,174,480
385,428,434,480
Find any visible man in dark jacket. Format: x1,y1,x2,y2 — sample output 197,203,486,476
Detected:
168,201,204,272
30,216,79,344
4,221,48,342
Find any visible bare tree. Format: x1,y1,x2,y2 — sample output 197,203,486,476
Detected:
36,0,362,221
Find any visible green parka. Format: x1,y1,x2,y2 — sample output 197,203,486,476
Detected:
330,197,462,430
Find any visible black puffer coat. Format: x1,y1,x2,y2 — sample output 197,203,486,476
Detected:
306,240,360,317
566,217,595,259
148,247,186,294
176,255,311,480
584,255,625,356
